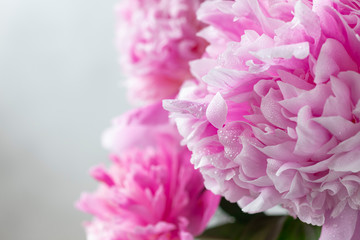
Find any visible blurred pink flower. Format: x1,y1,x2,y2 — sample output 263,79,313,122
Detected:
164,0,360,239
77,103,220,240
116,0,207,103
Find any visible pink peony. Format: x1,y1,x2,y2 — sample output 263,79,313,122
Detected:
77,103,220,240
116,0,207,103
164,0,360,239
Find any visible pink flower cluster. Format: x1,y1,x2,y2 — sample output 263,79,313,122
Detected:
164,0,360,239
77,103,220,240
116,0,207,103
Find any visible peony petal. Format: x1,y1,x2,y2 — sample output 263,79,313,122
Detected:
198,0,243,40
267,158,296,194
237,137,268,178
322,76,353,120
90,166,115,187
277,81,305,100
320,205,358,240
190,58,217,80
329,148,360,172
259,141,305,162
260,88,296,129
285,172,308,199
206,92,228,129
339,71,360,105
293,0,321,44
294,106,330,156
241,188,282,213
163,99,206,119
279,84,332,116
329,131,360,154
314,38,358,84
250,42,310,62
313,116,360,141
277,70,313,90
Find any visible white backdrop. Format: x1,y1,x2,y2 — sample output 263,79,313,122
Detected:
0,0,131,239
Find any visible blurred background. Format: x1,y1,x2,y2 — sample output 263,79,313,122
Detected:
0,0,131,239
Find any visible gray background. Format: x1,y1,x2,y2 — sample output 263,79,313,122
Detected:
0,0,131,239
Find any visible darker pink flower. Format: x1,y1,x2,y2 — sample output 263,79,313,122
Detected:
77,103,220,240
164,1,360,239
116,0,207,103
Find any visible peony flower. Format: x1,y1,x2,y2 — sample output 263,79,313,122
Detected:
164,0,360,239
115,0,207,103
77,102,220,240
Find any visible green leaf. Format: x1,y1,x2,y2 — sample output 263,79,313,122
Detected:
237,215,287,240
197,222,244,240
199,199,321,240
219,198,265,224
276,217,321,240
198,215,287,240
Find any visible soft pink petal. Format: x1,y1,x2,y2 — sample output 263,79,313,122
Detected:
320,206,358,240
206,92,228,129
